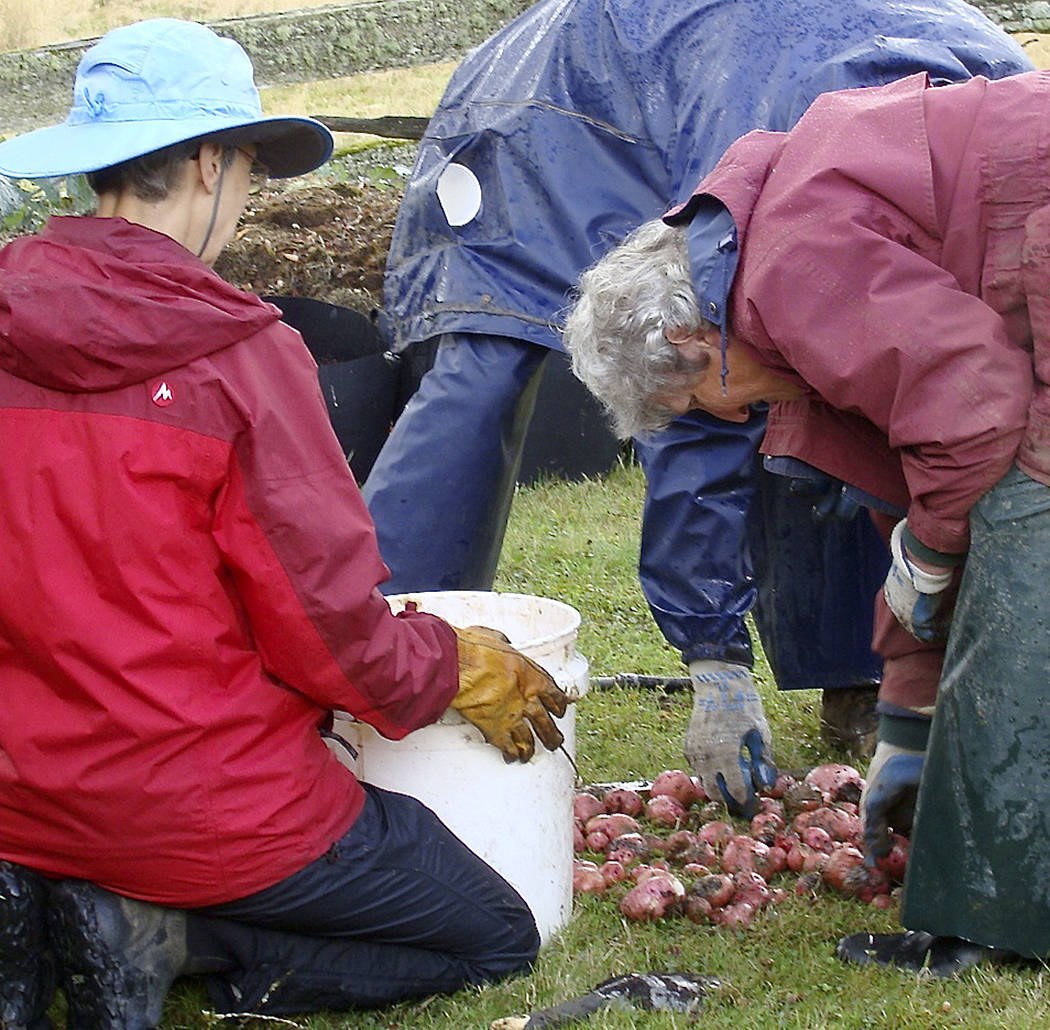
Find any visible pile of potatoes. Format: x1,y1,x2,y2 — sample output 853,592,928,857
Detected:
572,765,910,928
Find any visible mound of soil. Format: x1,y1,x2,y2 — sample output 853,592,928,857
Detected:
0,174,404,318
215,178,403,314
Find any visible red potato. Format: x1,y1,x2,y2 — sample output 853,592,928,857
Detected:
765,773,797,799
805,763,865,805
619,873,685,922
803,848,829,874
672,841,719,869
572,860,606,895
785,840,812,874
585,812,642,838
688,873,735,909
603,787,645,817
650,769,700,808
632,863,673,884
758,796,786,818
870,892,896,910
800,825,833,853
782,780,823,815
681,862,713,878
585,812,641,850
585,828,612,852
697,820,735,850
794,806,862,845
573,823,586,854
721,835,783,879
765,845,788,876
713,899,757,928
645,794,688,828
750,810,786,845
573,792,604,826
875,833,910,884
663,829,699,857
599,860,628,887
820,844,867,896
682,893,713,924
733,870,773,910
606,832,650,865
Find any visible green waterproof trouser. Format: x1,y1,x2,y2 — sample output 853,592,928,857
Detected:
901,466,1050,957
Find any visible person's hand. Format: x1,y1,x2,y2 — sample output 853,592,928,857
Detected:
452,625,570,763
861,740,925,863
685,660,777,817
882,520,953,642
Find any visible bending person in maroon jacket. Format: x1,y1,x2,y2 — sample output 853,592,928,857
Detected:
0,19,567,1029
564,69,1050,973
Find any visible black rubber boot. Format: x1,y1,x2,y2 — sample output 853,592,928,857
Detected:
0,860,55,1030
836,930,1014,978
45,879,187,1030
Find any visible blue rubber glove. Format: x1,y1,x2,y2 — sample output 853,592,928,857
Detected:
861,741,925,863
685,660,778,818
883,520,953,643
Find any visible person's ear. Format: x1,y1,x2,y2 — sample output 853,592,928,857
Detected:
665,325,720,364
194,142,227,194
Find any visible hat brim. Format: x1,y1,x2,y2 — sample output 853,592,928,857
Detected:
0,113,333,180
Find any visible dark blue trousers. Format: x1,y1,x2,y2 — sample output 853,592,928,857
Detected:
189,784,538,1015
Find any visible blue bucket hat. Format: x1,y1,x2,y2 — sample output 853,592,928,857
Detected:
0,18,334,180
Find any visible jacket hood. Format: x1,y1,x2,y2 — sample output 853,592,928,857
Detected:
0,216,281,392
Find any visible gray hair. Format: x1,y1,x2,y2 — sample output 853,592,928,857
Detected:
562,219,712,439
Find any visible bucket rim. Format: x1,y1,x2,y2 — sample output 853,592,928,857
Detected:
385,589,581,652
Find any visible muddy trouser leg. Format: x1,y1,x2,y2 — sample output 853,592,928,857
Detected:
362,334,549,593
901,466,1050,957
191,784,539,1015
634,407,885,688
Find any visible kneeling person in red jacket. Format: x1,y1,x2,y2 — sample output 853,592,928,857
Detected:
0,18,567,1028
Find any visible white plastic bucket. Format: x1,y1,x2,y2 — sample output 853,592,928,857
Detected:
329,591,588,944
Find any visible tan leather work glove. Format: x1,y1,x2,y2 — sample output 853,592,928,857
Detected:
452,625,570,763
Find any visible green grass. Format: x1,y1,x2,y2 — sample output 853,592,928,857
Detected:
145,459,1050,1029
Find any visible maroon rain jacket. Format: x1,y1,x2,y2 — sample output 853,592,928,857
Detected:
0,217,459,905
674,70,1050,707
691,70,1050,555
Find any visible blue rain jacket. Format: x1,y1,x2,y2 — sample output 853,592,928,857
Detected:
384,0,1032,351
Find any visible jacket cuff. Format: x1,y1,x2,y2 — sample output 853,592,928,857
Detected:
901,523,966,567
878,711,931,751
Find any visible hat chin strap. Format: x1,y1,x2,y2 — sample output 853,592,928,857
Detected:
195,161,227,260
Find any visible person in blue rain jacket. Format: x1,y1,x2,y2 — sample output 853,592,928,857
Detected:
364,0,1032,814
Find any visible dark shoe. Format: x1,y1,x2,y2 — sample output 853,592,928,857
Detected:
0,861,55,1030
820,685,878,760
46,880,187,1030
836,930,1015,978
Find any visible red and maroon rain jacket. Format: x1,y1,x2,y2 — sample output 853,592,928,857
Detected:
0,216,458,905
